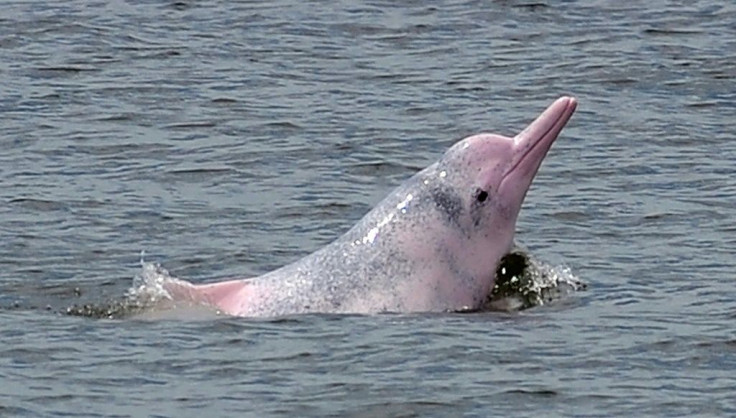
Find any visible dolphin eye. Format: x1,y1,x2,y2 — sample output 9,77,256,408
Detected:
475,189,489,203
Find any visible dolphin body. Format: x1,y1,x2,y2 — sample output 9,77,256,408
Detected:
161,97,578,317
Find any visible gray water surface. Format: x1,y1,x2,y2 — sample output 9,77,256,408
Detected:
1,0,735,416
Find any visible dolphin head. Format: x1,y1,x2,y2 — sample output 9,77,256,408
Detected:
422,97,577,307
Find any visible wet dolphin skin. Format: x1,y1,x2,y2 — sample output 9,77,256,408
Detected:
162,97,578,317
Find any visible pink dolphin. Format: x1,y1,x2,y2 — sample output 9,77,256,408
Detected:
162,97,578,317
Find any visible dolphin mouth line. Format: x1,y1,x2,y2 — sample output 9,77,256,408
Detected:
501,97,577,181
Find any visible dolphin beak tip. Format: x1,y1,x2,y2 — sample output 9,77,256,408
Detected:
561,96,578,111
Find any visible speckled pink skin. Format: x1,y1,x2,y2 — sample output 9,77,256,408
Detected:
163,97,577,317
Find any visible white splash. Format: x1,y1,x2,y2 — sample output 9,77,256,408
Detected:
486,252,586,311
127,258,175,303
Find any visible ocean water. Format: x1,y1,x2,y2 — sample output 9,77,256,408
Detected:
1,0,735,416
